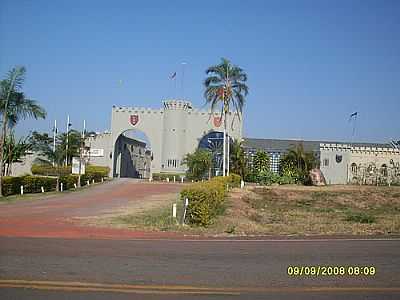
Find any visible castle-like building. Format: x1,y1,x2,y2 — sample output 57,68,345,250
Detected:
86,99,242,178
84,99,399,185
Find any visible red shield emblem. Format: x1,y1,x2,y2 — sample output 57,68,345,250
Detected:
130,115,139,126
213,116,222,127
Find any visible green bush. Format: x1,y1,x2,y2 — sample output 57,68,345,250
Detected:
180,175,238,226
345,211,376,224
2,176,24,196
257,170,280,185
86,165,110,177
2,176,58,196
59,174,79,190
31,164,71,176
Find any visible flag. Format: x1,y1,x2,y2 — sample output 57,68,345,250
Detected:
169,72,176,79
349,112,358,122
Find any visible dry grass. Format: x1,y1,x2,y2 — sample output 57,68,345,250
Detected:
209,185,400,236
80,184,400,237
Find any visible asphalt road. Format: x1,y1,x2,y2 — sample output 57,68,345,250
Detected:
1,237,399,299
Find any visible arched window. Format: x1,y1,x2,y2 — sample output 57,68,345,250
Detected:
351,163,357,174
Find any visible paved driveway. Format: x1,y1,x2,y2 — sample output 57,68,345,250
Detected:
0,179,182,239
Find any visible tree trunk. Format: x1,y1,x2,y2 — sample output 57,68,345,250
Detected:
0,114,8,196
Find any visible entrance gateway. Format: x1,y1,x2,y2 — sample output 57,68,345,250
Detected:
85,100,243,178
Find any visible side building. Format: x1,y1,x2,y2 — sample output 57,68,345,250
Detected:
243,138,400,184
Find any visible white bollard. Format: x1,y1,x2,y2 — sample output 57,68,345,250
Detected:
60,183,63,192
173,176,176,183
101,178,104,183
181,177,184,183
20,185,24,195
166,177,170,183
191,180,194,183
92,179,95,184
149,177,152,182
181,197,189,224
41,186,45,193
74,183,77,189
240,180,245,189
87,180,90,186
172,203,177,218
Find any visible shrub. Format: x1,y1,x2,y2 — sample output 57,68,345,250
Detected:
257,170,280,185
86,165,109,177
345,211,376,224
31,164,71,176
180,175,238,226
59,175,79,190
2,176,57,196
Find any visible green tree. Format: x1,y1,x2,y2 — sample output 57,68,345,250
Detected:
0,66,46,196
204,58,248,176
229,139,248,179
279,143,318,184
3,132,32,176
183,149,212,180
253,150,270,174
30,130,82,166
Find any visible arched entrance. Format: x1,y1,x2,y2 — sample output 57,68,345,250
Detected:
198,131,233,177
113,129,152,178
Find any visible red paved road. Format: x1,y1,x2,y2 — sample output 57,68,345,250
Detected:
0,179,183,239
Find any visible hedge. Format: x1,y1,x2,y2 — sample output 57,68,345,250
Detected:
31,164,110,178
1,173,107,197
180,174,241,227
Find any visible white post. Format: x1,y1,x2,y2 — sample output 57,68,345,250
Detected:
74,183,77,189
41,186,45,193
172,203,177,218
181,197,189,224
241,180,245,189
20,185,23,195
60,183,63,192
53,119,57,167
181,177,184,183
227,133,230,176
92,179,95,184
65,115,70,166
173,176,176,183
166,177,170,183
101,177,104,183
87,180,90,186
223,126,226,177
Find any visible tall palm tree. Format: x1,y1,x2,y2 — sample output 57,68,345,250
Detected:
0,66,46,196
204,58,248,176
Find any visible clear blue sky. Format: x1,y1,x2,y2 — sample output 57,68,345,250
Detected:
1,0,399,143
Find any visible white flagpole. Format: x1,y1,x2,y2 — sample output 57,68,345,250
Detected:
65,115,69,166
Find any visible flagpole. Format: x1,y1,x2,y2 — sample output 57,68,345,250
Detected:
65,115,69,166
181,62,187,100
53,120,57,166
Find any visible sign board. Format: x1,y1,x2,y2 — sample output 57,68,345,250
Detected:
88,149,104,157
72,157,85,175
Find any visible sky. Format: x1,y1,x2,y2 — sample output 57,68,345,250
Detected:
1,0,399,143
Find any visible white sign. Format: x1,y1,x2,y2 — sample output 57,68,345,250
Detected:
89,148,104,157
72,157,86,175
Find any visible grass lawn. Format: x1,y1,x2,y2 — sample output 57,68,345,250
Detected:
108,184,400,236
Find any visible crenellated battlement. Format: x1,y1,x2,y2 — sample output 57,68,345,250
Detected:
320,143,400,155
163,99,193,110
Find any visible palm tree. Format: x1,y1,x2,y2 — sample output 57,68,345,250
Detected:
0,66,46,196
229,139,248,179
280,143,317,183
204,58,248,176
